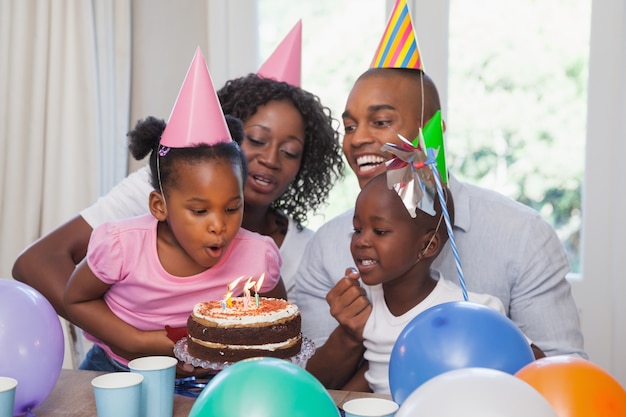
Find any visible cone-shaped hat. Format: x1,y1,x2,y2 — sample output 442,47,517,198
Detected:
257,20,302,87
160,47,231,148
370,0,424,71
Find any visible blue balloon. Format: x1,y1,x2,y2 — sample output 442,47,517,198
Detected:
389,301,534,405
0,279,65,416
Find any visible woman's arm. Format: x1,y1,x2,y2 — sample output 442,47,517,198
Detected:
12,215,93,320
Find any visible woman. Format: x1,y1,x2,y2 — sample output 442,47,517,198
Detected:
12,73,345,320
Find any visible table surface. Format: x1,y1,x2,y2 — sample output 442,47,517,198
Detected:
32,369,392,416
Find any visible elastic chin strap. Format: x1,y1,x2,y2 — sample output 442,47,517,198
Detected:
156,150,167,209
415,208,445,265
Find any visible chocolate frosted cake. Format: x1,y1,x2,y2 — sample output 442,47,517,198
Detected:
186,297,302,362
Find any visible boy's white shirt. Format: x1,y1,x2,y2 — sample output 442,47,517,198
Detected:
363,271,508,395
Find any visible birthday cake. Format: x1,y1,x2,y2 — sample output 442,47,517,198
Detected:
186,297,302,362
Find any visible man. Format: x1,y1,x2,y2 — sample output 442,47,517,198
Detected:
297,0,584,389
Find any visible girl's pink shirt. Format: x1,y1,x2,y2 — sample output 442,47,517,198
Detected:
84,213,281,364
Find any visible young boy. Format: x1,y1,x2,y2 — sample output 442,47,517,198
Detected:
341,172,507,394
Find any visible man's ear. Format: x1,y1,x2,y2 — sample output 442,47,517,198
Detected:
149,190,167,221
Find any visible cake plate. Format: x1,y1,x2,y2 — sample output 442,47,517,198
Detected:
174,336,315,371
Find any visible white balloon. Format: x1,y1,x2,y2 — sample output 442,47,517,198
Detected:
396,367,557,417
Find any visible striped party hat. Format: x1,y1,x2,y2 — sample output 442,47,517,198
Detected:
370,0,424,71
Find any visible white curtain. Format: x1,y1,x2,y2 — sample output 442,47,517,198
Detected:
0,0,131,278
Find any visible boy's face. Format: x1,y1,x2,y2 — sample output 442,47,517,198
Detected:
351,176,424,286
164,160,244,268
342,72,425,189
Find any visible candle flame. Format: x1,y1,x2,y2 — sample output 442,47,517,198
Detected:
243,277,255,296
223,275,245,308
255,273,265,292
228,275,245,292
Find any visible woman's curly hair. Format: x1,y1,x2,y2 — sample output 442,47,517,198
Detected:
218,74,345,229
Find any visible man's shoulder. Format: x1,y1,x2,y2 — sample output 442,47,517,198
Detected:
453,176,541,219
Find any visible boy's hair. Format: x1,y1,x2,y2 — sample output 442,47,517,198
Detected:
218,73,345,228
127,115,247,194
367,172,454,256
358,68,442,124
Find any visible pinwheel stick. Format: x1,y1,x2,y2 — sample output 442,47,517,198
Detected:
426,148,468,301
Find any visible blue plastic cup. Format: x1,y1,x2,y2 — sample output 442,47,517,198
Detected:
91,372,144,417
0,377,18,417
128,356,177,417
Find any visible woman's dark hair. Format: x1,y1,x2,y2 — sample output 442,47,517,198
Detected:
218,74,345,229
127,115,247,195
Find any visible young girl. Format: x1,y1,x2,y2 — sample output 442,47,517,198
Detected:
63,50,283,373
14,74,343,317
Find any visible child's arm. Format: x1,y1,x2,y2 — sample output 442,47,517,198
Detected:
64,259,173,358
326,268,372,341
306,268,372,389
341,361,371,393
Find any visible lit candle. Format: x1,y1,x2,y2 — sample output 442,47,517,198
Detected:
254,273,265,307
243,277,255,311
224,276,244,308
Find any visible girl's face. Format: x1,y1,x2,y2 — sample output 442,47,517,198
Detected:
241,99,305,208
164,159,244,269
350,177,424,286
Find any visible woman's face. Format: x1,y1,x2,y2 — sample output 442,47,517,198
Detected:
241,99,305,208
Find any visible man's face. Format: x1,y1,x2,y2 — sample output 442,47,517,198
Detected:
342,73,424,189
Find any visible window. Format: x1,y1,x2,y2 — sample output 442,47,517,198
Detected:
447,0,591,273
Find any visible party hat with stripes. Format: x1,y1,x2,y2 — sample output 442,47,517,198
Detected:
370,0,424,71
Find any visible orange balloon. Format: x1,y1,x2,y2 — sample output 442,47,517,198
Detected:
515,356,626,417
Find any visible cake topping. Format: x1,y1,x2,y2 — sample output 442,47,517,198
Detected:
193,297,299,326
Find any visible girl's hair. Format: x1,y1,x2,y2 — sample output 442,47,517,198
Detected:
127,115,247,195
218,73,345,229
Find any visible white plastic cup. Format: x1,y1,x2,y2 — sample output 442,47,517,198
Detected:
343,397,399,417
91,372,144,417
0,377,18,417
128,356,177,417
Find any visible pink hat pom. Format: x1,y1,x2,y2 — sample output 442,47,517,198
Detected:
160,47,231,148
257,20,302,87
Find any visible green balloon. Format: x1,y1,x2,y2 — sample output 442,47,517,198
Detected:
188,357,340,417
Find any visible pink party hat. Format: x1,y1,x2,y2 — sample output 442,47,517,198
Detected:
160,47,231,148
257,20,302,87
370,0,424,71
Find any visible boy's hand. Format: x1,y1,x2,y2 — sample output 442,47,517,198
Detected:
326,267,372,342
